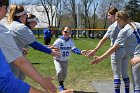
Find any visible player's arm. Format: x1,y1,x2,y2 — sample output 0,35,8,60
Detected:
13,56,57,93
86,35,108,57
91,44,120,64
72,48,81,55
29,41,60,57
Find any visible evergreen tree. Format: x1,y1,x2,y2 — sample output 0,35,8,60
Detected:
124,0,140,22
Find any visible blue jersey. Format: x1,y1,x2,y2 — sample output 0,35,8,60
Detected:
0,49,30,93
43,28,52,39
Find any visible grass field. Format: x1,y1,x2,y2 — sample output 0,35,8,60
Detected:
25,37,131,92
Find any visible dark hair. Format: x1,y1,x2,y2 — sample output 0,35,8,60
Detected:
0,0,9,7
25,14,36,26
108,7,118,15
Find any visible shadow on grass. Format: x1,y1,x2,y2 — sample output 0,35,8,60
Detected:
73,90,98,93
32,63,41,65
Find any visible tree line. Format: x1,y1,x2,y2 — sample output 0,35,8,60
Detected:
11,0,140,38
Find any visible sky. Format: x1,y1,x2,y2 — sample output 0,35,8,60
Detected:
10,0,129,5
10,0,36,4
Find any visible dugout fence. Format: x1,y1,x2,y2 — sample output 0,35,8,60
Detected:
33,28,107,39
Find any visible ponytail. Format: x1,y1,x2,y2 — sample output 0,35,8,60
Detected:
7,4,24,24
7,5,17,24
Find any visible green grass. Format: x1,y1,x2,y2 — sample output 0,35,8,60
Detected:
25,37,131,91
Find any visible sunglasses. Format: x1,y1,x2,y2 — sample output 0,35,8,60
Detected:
63,30,70,33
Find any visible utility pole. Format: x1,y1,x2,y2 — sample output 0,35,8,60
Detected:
77,3,80,39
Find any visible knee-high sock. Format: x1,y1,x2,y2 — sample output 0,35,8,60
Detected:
114,78,121,93
134,90,140,93
123,78,130,93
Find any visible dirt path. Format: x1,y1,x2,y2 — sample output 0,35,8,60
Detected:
92,80,133,93
72,80,133,93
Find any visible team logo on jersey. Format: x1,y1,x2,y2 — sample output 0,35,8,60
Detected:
60,43,64,46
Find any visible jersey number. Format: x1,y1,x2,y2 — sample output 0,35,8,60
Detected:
62,51,69,57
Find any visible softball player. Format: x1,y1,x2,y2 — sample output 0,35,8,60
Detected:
90,11,140,93
6,5,60,80
87,8,129,93
0,49,31,93
43,26,52,45
0,1,51,92
52,26,86,91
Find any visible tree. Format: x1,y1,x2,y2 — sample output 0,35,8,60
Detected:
98,0,125,34
80,0,94,37
124,0,140,21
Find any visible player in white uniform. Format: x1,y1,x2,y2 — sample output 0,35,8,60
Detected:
6,5,60,80
0,0,57,92
52,26,86,91
87,8,129,93
90,11,140,93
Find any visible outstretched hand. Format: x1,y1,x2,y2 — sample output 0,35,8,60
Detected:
42,76,57,93
81,50,88,55
48,45,60,51
48,45,61,57
90,56,102,65
85,49,97,58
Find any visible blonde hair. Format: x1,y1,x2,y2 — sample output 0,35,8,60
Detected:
7,4,24,24
115,11,130,22
116,11,138,30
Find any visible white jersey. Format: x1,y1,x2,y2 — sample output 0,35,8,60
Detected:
6,21,36,53
105,21,120,46
0,23,22,63
114,22,140,57
53,37,76,61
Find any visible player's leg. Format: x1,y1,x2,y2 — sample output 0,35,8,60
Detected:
111,48,126,93
48,38,51,45
60,60,68,90
111,53,121,93
58,89,73,93
132,62,140,93
53,59,64,91
121,56,130,93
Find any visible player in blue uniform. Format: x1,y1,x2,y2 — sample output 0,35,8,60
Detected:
52,26,87,91
43,26,52,45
